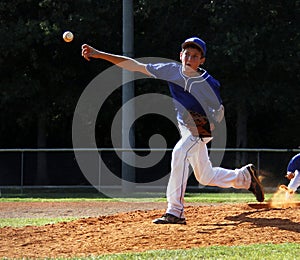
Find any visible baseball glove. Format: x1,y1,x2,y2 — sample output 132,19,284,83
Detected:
285,172,295,180
183,110,211,137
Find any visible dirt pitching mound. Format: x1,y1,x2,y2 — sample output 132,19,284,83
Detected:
0,202,300,259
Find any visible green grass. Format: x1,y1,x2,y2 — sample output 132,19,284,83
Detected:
0,192,289,203
97,243,300,260
0,197,119,202
46,243,300,259
1,187,287,202
0,217,77,228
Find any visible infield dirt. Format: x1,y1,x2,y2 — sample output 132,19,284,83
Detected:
0,201,300,259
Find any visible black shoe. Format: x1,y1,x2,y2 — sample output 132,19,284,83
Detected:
247,164,264,202
152,213,186,224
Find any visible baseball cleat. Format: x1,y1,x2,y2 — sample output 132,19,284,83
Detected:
152,213,186,224
247,164,265,202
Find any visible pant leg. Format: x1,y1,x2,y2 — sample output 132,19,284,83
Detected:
166,134,199,219
288,170,300,192
188,138,216,186
207,167,251,189
189,139,251,189
166,124,252,219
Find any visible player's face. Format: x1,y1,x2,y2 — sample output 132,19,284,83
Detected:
180,47,205,72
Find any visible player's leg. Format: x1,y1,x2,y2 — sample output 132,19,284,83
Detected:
208,165,251,189
188,138,250,188
153,128,198,224
152,139,191,224
165,137,193,219
165,125,199,219
189,141,264,201
188,138,216,185
208,164,264,202
288,170,300,192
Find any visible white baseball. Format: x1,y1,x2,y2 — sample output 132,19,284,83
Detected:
63,31,74,42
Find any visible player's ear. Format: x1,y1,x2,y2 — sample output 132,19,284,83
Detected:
200,57,206,65
180,51,183,61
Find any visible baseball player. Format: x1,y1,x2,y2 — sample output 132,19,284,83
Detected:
284,153,300,199
81,36,264,224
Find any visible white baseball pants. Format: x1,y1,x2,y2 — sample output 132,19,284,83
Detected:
288,170,300,192
166,124,252,218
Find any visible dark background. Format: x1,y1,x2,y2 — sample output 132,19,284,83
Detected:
0,1,299,187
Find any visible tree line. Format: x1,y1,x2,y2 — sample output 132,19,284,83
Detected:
0,0,299,150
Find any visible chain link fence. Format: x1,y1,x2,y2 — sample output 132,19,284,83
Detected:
0,148,299,193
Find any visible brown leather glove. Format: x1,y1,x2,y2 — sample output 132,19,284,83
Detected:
183,111,211,138
285,172,295,180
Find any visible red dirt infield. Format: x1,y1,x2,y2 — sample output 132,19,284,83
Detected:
0,201,300,259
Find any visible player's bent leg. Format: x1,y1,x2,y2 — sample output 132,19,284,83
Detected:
190,138,251,188
206,164,264,202
207,167,251,189
189,138,216,185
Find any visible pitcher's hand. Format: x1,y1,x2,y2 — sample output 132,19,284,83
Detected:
81,44,98,61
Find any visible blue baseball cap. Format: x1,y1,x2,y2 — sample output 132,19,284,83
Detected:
182,37,206,56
